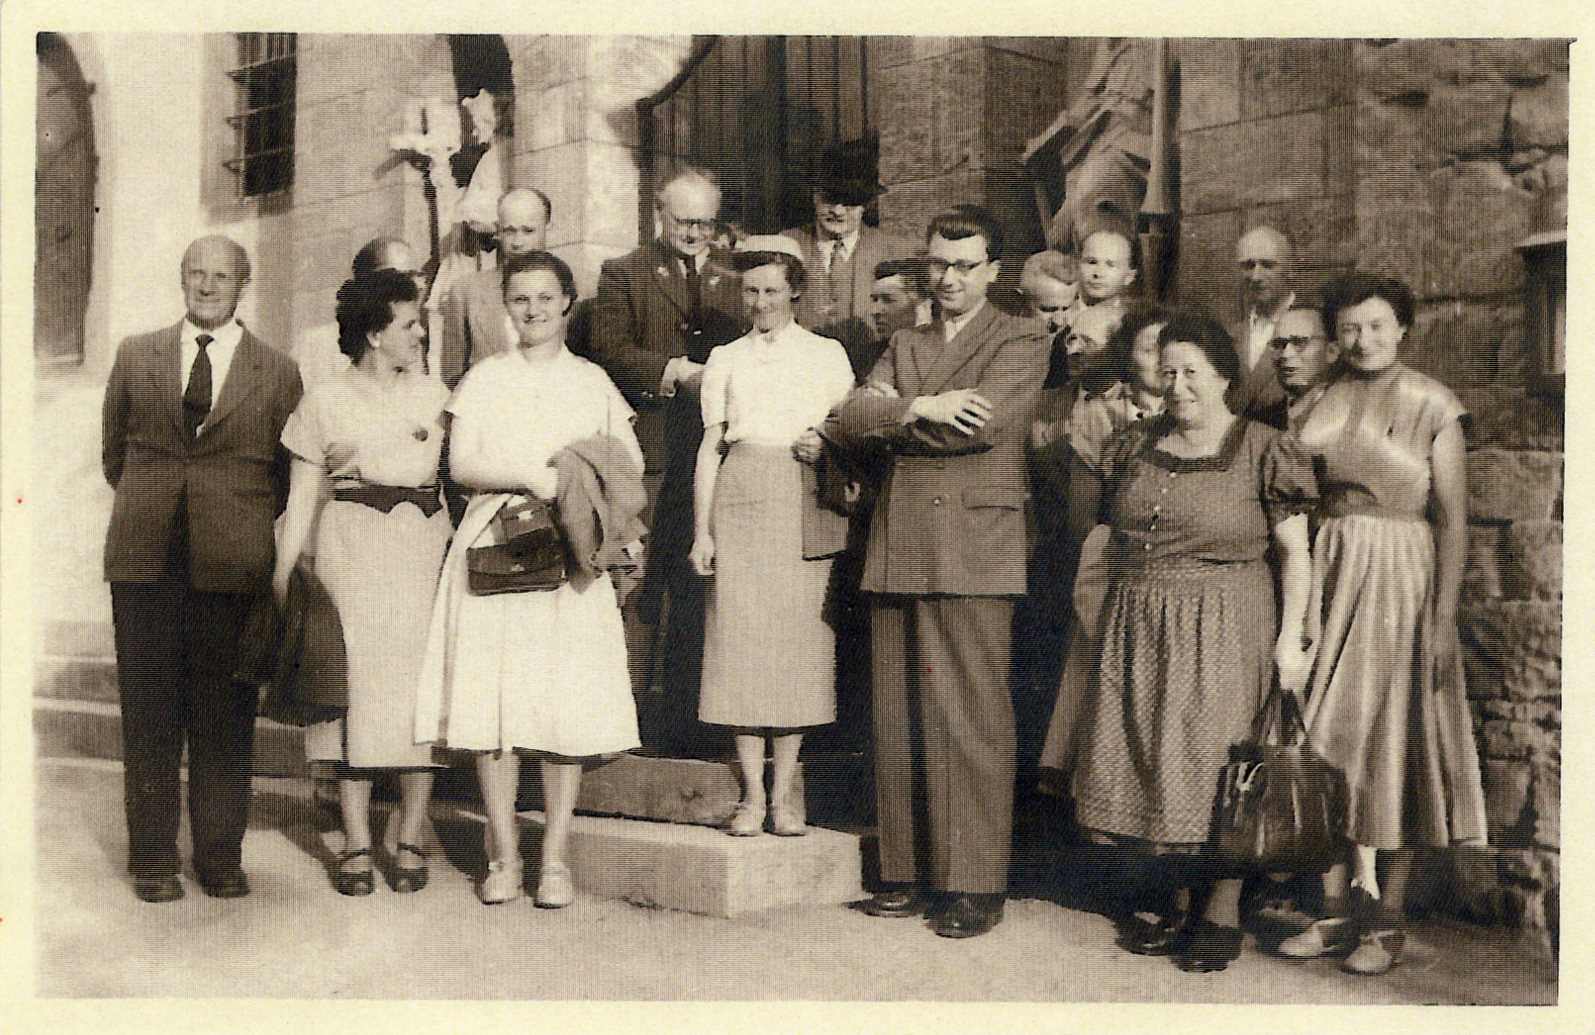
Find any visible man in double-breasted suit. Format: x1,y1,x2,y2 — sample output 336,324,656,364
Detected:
828,205,1049,938
587,166,745,752
101,235,302,903
438,187,552,389
783,141,917,375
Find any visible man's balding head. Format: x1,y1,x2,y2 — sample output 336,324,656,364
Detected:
1236,224,1294,314
497,188,552,259
180,235,250,330
655,166,722,259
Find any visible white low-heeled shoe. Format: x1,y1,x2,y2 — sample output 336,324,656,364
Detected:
478,858,524,905
535,863,575,909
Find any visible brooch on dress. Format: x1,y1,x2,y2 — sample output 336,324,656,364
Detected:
412,427,429,442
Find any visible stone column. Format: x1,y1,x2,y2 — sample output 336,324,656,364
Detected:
872,37,1068,265
503,35,696,297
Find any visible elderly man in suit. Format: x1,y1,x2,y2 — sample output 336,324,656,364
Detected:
827,204,1049,938
438,186,552,388
1232,224,1297,419
101,234,302,903
588,165,745,753
784,141,917,370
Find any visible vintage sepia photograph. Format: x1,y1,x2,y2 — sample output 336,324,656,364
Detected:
11,9,1573,1023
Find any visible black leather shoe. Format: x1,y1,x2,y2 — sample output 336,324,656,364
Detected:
197,869,251,899
1174,920,1244,973
860,889,927,918
932,894,1005,938
133,875,184,903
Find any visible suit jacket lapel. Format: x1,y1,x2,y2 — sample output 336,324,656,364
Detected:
202,329,263,433
922,304,998,392
648,241,691,318
158,322,187,437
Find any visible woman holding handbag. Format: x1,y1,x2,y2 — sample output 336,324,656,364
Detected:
415,251,643,907
1275,274,1487,975
689,235,856,836
272,269,451,896
1070,311,1316,972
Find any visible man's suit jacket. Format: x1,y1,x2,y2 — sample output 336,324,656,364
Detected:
784,224,917,372
587,238,746,478
828,304,1050,598
1228,306,1289,421
102,322,303,592
440,268,515,390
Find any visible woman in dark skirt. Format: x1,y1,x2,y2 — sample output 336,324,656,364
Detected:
1071,312,1316,972
690,236,856,837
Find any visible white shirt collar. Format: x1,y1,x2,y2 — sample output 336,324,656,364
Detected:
819,230,860,263
180,317,243,352
942,299,986,343
1248,289,1296,327
178,317,244,403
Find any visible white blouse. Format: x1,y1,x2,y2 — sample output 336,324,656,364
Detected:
700,320,855,446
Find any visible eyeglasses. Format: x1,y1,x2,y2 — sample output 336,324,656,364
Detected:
663,213,717,233
924,257,989,277
1268,335,1325,351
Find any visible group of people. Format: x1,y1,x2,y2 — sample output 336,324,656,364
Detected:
99,139,1487,979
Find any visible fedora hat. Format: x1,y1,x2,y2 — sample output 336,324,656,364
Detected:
814,139,886,206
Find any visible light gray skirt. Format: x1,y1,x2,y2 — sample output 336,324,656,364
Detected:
699,443,836,729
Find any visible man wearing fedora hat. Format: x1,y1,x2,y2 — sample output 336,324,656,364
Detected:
783,140,917,376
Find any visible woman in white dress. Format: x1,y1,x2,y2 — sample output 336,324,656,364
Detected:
689,236,856,836
273,270,451,896
415,251,642,907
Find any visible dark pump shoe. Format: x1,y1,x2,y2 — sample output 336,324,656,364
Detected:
932,894,1005,938
860,888,928,918
1122,908,1195,956
198,870,251,899
133,875,184,903
1174,921,1244,973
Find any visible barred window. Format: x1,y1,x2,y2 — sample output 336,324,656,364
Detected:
223,33,296,198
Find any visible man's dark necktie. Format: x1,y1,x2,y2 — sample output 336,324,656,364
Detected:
183,333,213,441
683,257,702,318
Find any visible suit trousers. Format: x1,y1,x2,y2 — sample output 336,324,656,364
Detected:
110,517,258,879
870,594,1017,894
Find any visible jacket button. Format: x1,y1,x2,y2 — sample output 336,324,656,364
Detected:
679,323,689,332
932,496,944,506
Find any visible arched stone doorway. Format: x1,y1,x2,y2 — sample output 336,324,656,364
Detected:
36,32,98,368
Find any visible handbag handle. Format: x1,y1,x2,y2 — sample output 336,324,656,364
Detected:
1249,682,1309,747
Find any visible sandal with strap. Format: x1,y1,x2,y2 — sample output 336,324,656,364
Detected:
332,848,375,897
1277,915,1359,959
388,841,429,894
1341,927,1405,976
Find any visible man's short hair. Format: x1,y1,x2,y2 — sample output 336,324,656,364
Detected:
1081,226,1141,271
499,186,554,224
182,235,251,282
500,250,578,315
1240,223,1297,258
655,164,721,207
350,236,410,279
873,257,931,298
1020,249,1076,288
926,204,1005,262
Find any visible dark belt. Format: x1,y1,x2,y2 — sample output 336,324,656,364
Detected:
1320,483,1424,522
332,483,443,518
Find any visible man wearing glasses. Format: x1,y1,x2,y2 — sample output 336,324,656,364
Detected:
1258,304,1340,432
589,166,746,754
827,204,1049,938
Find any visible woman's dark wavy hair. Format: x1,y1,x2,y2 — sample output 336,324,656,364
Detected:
729,250,807,299
1322,272,1416,333
500,250,577,315
335,269,419,362
1081,302,1175,396
1157,309,1241,411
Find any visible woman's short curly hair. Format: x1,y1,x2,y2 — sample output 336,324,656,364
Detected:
1157,309,1240,383
1323,272,1416,333
729,250,807,299
1082,302,1175,395
335,269,419,362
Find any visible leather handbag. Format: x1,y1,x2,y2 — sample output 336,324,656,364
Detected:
262,566,348,728
1213,684,1347,874
467,495,568,595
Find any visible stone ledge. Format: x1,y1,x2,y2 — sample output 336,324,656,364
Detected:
33,698,308,778
510,810,864,917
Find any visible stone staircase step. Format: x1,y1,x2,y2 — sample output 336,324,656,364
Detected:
33,697,308,777
510,809,864,917
34,655,120,703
